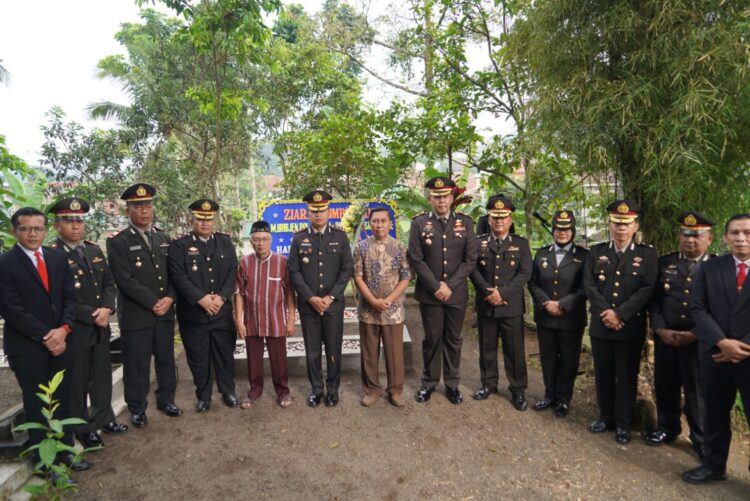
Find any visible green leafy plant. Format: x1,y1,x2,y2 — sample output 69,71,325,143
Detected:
13,370,96,500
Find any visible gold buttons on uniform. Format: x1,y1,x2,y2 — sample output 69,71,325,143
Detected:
616,271,621,275
686,277,692,283
155,264,159,269
684,289,690,294
613,292,618,297
208,268,213,272
682,302,688,307
680,314,686,319
158,276,162,280
160,287,164,291
206,257,211,261
553,280,558,285
614,282,620,287
443,247,447,252
319,273,323,277
443,260,448,265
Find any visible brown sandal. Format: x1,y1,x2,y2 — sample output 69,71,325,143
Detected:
278,395,292,408
240,398,256,409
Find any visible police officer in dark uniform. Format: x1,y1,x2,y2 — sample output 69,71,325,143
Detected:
528,210,588,417
646,211,714,454
106,184,182,427
583,200,657,444
49,198,128,449
288,190,353,407
168,199,239,412
408,177,477,404
470,195,531,410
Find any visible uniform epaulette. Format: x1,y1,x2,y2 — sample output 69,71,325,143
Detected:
294,227,309,234
174,232,191,240
215,231,231,237
153,225,165,232
108,228,127,238
412,211,427,220
84,239,98,246
49,242,59,249
330,226,345,232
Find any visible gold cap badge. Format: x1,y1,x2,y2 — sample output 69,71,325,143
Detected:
435,179,444,188
136,186,147,197
684,214,697,226
617,202,629,214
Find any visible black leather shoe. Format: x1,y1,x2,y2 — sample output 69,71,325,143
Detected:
682,466,727,484
102,421,128,434
511,393,528,411
415,387,433,403
324,393,339,407
62,454,92,472
554,402,569,418
445,387,464,405
222,393,239,408
534,398,553,411
588,420,614,433
615,428,631,444
157,402,183,417
645,429,678,446
472,387,497,401
78,432,103,449
131,413,148,428
307,393,323,407
196,400,211,413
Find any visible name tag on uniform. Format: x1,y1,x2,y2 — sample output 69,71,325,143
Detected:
129,245,142,251
329,242,339,246
508,246,520,251
160,243,170,248
92,256,104,263
598,255,609,261
664,269,677,275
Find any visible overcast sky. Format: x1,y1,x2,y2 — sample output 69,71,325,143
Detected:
0,0,506,165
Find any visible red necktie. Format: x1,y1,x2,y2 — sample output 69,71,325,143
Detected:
738,263,748,293
34,251,49,293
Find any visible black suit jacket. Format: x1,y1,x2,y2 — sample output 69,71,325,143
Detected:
689,254,750,351
528,243,588,330
408,211,478,307
0,244,76,356
106,225,176,330
583,240,658,342
168,231,237,326
288,225,353,316
470,233,532,318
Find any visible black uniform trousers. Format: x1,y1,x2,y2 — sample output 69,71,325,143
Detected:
653,337,705,445
419,303,465,390
8,350,74,454
537,326,583,405
300,310,344,395
179,324,236,401
88,327,117,426
590,336,643,429
478,315,527,394
69,326,116,435
700,354,750,471
121,320,177,414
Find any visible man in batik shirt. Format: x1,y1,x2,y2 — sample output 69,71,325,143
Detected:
234,221,295,408
353,207,411,407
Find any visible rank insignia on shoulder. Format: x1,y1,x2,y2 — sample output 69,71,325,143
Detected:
412,211,427,219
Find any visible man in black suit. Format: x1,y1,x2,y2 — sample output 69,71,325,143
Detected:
528,210,588,417
49,198,128,450
470,195,531,410
646,211,714,456
288,190,353,408
0,207,89,471
168,199,239,412
408,177,477,405
683,213,750,484
583,200,657,444
106,184,182,427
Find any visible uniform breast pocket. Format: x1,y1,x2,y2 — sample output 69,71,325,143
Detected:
504,253,519,268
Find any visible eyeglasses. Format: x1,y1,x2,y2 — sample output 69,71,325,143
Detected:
15,226,47,234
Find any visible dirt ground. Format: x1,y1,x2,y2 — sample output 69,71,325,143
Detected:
74,298,750,500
